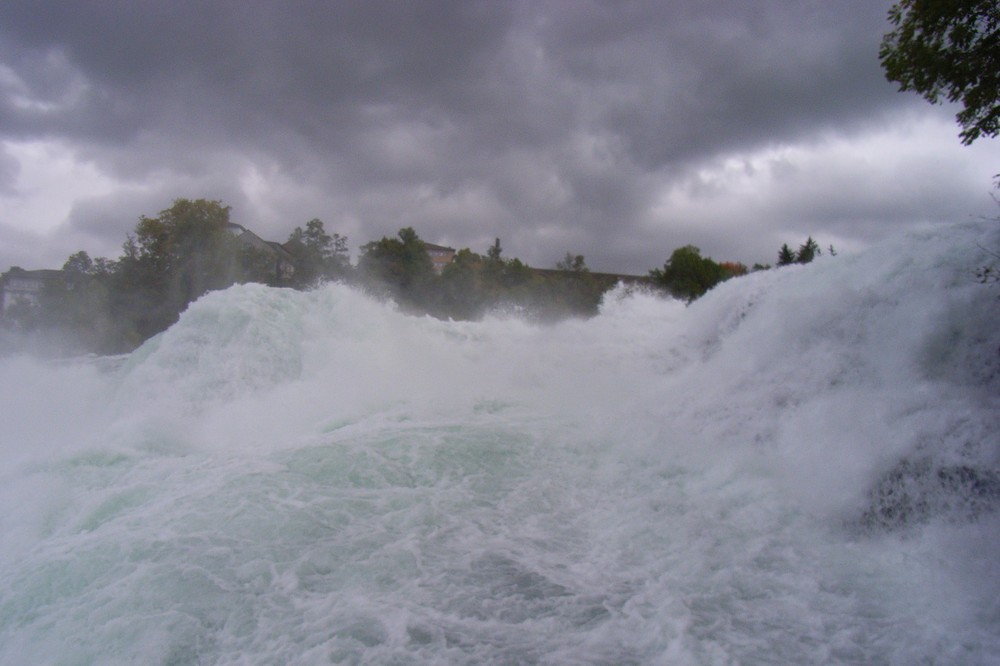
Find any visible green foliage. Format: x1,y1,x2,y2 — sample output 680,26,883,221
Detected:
880,0,1000,144
62,250,95,276
477,238,532,294
48,253,117,352
0,256,126,354
121,198,243,336
777,244,797,266
437,248,486,318
718,262,748,278
384,238,613,321
285,218,350,287
487,238,503,263
358,227,435,303
136,199,236,290
556,252,589,273
47,201,317,350
14,198,314,353
774,237,825,268
9,200,747,351
495,257,534,289
649,245,728,302
796,237,821,264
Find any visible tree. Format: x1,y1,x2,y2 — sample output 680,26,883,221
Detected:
437,248,485,318
777,244,797,266
0,251,122,353
498,257,534,288
880,0,1000,144
285,218,350,287
62,250,94,277
481,237,506,289
649,245,727,302
358,227,435,301
547,253,604,316
135,198,239,297
718,261,748,278
797,237,821,264
52,251,118,351
122,198,242,336
487,238,503,263
480,237,533,293
556,252,589,273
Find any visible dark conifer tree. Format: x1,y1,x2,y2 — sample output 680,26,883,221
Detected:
797,237,820,264
777,244,796,266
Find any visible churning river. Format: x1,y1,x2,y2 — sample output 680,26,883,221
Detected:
1,221,998,664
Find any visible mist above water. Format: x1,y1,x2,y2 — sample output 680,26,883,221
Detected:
1,221,998,664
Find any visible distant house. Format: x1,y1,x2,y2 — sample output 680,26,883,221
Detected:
424,243,456,274
1,268,64,315
226,223,296,282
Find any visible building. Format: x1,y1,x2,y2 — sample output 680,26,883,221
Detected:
226,223,296,282
1,268,64,315
424,243,456,274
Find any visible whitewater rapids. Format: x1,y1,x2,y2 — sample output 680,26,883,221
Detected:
1,221,998,664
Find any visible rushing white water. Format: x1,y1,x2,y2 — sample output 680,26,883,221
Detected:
1,221,998,665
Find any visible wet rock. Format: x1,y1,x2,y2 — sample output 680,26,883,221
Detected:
859,458,1000,530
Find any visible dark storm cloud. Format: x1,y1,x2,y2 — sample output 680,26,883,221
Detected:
0,0,993,273
533,1,902,165
0,1,515,152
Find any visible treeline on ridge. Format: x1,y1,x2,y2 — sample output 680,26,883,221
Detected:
0,198,829,355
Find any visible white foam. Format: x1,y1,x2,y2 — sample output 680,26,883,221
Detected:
1,220,997,663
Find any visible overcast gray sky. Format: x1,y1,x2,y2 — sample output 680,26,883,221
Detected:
1,0,997,274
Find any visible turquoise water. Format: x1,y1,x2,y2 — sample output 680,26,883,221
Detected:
1,222,998,664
